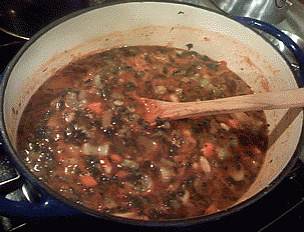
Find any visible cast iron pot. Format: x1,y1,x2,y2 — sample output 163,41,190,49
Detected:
0,1,304,227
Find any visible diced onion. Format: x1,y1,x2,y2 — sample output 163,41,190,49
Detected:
160,166,174,182
200,156,211,173
111,92,124,99
232,112,250,122
102,110,113,127
180,190,190,204
199,79,209,87
160,158,176,167
154,85,167,95
65,91,78,108
121,159,139,169
78,90,88,104
82,143,109,156
113,100,124,106
94,74,102,88
64,112,75,123
228,165,245,182
135,175,153,192
220,122,230,131
169,94,179,102
82,143,97,155
218,148,231,160
97,144,110,156
113,212,137,218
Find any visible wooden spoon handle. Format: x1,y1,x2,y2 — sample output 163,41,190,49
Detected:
158,88,304,120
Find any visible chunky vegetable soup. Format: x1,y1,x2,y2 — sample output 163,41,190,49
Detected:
17,46,268,220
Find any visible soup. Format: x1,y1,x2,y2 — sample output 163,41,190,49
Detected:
17,46,268,220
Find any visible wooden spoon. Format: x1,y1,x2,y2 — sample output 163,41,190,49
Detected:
140,88,304,123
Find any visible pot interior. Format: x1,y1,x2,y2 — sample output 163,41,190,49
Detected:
3,2,303,212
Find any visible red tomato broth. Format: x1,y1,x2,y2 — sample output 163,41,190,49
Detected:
17,46,268,220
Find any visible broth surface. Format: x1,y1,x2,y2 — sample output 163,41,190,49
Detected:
17,46,268,220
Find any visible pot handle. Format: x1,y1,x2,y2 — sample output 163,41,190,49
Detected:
235,16,304,85
0,195,80,219
0,73,80,218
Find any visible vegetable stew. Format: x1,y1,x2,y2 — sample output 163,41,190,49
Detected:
17,46,268,220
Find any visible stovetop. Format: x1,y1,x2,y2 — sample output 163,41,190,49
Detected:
1,0,304,231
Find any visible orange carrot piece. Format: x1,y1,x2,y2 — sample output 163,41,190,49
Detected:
167,66,178,74
87,102,103,114
205,204,219,215
80,175,98,187
115,170,129,178
201,142,215,158
56,154,65,162
226,119,240,129
251,146,262,155
99,158,112,174
120,72,134,79
110,154,123,163
126,56,149,71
